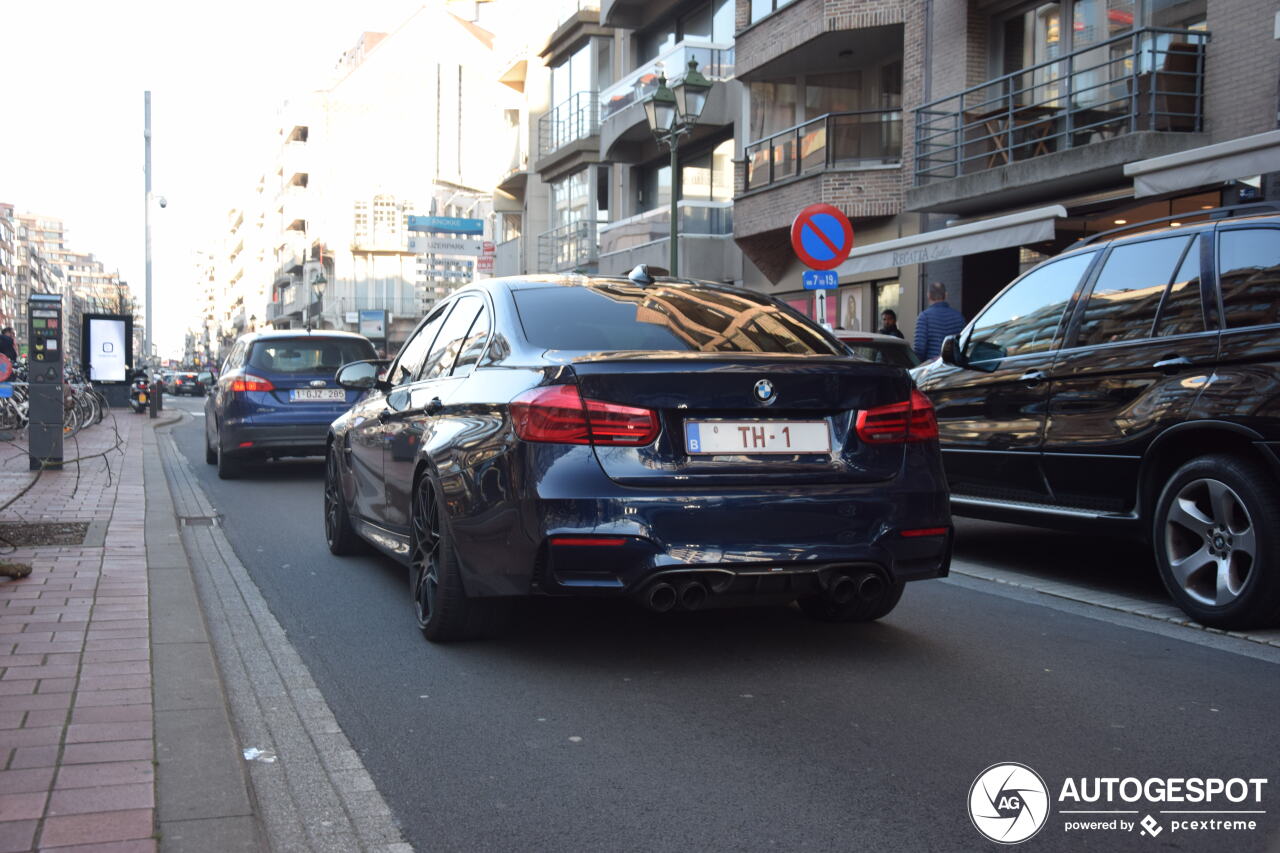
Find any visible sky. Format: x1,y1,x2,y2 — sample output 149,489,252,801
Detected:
0,0,428,358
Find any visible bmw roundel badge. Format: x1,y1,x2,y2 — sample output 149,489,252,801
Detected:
753,378,776,405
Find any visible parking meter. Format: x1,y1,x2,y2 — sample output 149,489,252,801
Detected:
27,293,63,470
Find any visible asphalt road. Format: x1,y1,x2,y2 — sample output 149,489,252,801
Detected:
166,398,1280,852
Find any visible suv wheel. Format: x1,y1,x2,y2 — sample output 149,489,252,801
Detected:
204,426,216,465
1153,454,1280,628
410,475,509,642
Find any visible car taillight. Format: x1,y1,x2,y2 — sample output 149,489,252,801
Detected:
230,373,275,393
511,385,659,447
856,389,938,444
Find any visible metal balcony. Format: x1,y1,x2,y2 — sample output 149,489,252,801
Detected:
914,27,1208,185
743,110,903,192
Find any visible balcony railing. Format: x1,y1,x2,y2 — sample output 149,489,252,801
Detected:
538,220,598,272
600,42,735,121
538,92,600,158
554,0,599,28
599,201,733,255
744,110,903,191
914,27,1208,185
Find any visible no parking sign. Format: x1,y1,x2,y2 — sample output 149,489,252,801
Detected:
0,354,11,383
790,204,854,271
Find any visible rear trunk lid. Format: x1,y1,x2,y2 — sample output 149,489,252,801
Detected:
563,351,912,486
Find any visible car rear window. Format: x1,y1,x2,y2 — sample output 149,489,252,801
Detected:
513,283,842,355
247,338,376,374
844,343,919,367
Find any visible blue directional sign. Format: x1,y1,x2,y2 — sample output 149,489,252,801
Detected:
803,270,838,290
407,215,484,235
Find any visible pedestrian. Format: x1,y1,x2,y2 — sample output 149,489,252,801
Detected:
877,309,904,340
0,326,17,363
914,282,966,361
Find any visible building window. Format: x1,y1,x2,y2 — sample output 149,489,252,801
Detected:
751,0,796,25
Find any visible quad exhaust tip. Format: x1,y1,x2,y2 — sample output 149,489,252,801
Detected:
677,580,708,611
646,582,678,613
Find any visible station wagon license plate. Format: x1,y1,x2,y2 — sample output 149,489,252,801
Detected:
685,420,830,455
290,389,345,402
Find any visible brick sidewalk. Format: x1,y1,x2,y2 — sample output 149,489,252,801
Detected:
0,412,157,852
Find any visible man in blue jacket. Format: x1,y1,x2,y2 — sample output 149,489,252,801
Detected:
914,282,966,361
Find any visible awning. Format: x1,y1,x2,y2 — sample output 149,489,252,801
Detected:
1125,130,1280,198
834,205,1068,278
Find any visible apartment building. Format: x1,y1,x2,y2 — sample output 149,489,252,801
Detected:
256,9,506,348
845,0,1280,325
1,209,133,363
731,0,920,330
514,0,754,286
0,208,16,335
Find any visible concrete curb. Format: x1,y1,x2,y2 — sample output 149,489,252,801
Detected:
154,416,409,852
143,415,265,852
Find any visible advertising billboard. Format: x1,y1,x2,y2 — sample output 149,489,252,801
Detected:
83,314,133,383
359,310,388,340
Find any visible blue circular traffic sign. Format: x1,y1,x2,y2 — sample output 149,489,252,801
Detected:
790,204,854,271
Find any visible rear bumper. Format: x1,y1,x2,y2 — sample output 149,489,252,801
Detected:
449,444,951,597
220,422,329,457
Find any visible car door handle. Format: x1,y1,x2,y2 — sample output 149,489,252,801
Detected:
424,397,443,415
1019,370,1047,387
1153,355,1191,371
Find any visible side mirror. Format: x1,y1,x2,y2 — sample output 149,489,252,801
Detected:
939,334,965,368
335,360,388,391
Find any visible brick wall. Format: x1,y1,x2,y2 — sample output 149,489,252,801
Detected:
1203,0,1280,143
735,0,825,79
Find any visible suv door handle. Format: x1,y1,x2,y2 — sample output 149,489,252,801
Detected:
1019,370,1047,387
1153,355,1191,371
424,397,443,415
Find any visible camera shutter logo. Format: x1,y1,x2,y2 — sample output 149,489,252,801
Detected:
968,763,1050,844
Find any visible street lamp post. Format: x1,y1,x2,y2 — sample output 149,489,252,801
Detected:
642,59,711,278
310,270,327,330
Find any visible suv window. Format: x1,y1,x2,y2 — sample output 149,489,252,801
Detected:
964,251,1095,365
1219,228,1280,328
422,297,483,381
248,338,377,375
513,283,842,355
1075,236,1191,347
389,304,450,386
1155,235,1205,337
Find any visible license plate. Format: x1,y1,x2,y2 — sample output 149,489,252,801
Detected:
290,389,345,402
684,420,830,455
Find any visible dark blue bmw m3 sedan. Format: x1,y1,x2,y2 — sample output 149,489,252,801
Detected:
324,268,952,642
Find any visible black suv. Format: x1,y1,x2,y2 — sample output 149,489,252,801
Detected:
913,207,1280,628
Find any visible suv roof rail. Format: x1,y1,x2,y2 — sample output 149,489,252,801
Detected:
1073,201,1280,247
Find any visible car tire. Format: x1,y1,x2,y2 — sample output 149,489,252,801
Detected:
1153,454,1280,629
204,427,216,465
410,474,510,642
797,575,904,623
323,448,366,555
215,434,241,480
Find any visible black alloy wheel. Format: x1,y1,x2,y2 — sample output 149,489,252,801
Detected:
1154,453,1280,628
323,449,365,555
410,474,509,643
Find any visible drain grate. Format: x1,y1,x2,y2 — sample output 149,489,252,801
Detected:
181,516,218,527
